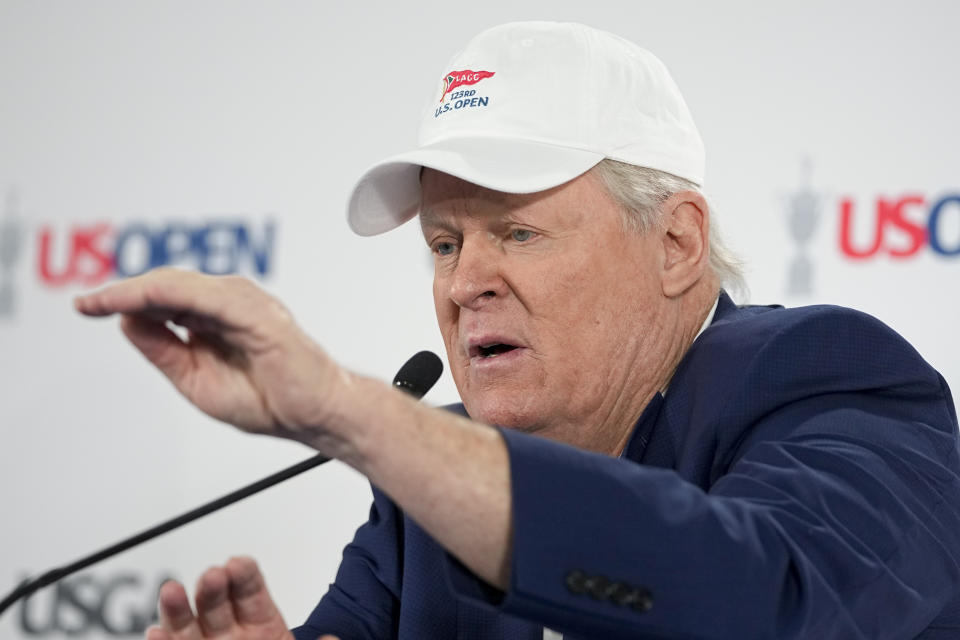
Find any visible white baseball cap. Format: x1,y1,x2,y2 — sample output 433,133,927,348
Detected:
347,21,705,236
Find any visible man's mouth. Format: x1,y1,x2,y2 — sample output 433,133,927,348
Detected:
477,343,518,358
468,341,521,360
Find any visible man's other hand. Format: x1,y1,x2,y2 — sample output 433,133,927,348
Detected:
143,556,337,640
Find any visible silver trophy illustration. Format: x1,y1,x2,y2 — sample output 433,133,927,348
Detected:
0,189,25,318
785,159,821,296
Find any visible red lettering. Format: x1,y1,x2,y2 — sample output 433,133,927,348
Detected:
38,226,74,285
881,195,927,258
72,224,114,285
439,69,495,101
838,195,929,260
839,197,883,259
37,223,114,287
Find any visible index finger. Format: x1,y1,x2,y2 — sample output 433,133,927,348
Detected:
74,268,221,318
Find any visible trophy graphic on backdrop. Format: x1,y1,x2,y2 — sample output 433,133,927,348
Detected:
0,189,25,319
785,158,822,296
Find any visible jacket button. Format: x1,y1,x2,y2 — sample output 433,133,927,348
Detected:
584,575,611,600
607,581,632,604
621,587,654,612
564,570,588,594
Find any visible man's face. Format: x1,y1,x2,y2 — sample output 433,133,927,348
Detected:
420,169,671,445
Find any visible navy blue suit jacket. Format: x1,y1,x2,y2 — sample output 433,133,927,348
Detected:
293,294,960,638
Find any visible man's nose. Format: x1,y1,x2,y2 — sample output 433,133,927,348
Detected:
447,237,507,309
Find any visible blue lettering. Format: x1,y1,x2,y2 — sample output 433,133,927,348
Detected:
193,222,239,275
154,224,194,267
190,221,275,276
113,225,154,277
114,220,276,277
235,221,275,276
444,97,489,112
928,195,960,256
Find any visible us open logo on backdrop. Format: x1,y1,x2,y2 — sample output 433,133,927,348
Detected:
435,70,495,118
781,160,960,295
838,192,960,259
0,187,277,320
36,217,275,286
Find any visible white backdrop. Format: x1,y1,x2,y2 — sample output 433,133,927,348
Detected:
1,1,958,637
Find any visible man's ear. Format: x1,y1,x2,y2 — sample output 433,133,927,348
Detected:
659,190,710,297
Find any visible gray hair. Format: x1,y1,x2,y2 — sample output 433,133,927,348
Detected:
590,159,747,300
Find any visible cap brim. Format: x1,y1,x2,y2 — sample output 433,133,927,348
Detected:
347,136,604,236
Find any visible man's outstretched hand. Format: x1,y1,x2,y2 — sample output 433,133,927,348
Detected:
144,557,337,640
74,268,352,452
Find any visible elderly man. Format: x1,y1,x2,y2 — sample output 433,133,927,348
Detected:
75,22,960,640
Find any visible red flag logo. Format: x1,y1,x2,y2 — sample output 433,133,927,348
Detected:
439,70,495,102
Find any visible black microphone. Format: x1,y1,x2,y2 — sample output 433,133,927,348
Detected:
393,350,443,398
0,350,443,617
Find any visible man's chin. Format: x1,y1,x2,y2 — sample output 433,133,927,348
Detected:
462,396,545,432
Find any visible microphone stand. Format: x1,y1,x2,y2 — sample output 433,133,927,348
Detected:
0,453,329,616
0,350,443,618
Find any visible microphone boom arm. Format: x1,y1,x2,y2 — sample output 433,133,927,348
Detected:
0,452,330,616
0,350,443,618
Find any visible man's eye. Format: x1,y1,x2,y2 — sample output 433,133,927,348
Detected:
511,229,533,242
435,242,456,256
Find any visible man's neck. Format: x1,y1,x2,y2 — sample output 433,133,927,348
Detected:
531,284,722,457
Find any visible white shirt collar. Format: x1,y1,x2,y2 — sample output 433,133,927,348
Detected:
694,295,721,344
